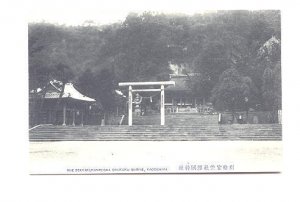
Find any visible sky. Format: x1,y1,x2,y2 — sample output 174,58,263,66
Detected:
27,0,212,26
26,0,284,26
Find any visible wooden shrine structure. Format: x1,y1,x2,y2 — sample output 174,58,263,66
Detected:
29,80,98,126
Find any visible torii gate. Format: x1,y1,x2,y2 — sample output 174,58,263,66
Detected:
119,81,175,126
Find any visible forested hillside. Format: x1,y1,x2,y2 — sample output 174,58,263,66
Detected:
29,10,281,112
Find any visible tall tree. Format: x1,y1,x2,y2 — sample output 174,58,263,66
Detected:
211,68,254,115
94,69,117,112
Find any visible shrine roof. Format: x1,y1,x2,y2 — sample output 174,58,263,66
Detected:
165,75,192,92
43,80,96,102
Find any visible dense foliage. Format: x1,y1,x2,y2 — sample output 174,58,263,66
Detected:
29,10,281,112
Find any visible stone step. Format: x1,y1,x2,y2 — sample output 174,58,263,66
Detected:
31,128,282,132
132,114,219,125
29,124,282,141
33,124,281,128
29,133,281,138
32,128,281,133
30,136,281,140
29,131,281,136
30,133,281,137
30,136,282,141
31,128,281,132
32,125,282,129
30,131,281,136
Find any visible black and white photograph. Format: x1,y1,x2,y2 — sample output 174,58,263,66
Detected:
28,8,282,174
4,0,300,201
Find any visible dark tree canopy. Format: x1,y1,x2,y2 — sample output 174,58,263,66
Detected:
29,10,281,112
211,68,255,112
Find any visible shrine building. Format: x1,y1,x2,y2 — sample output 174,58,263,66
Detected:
29,80,99,126
164,73,201,113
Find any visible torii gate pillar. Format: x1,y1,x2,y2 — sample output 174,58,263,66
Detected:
160,85,165,125
128,85,133,126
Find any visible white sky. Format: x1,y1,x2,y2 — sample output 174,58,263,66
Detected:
26,0,284,26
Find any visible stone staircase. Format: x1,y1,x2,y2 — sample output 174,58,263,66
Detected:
29,124,282,141
133,113,219,125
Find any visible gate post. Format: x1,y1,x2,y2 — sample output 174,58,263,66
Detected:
161,85,165,125
62,103,66,126
128,85,132,126
72,110,75,126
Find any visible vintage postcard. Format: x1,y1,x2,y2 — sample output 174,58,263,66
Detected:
28,9,282,174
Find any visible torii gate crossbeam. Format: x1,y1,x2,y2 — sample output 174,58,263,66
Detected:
119,81,175,126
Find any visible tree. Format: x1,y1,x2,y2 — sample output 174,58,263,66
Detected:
104,12,173,82
29,23,71,90
211,68,253,117
28,11,281,120
187,73,213,104
76,68,96,98
273,62,281,110
258,36,281,112
94,69,117,114
262,63,281,111
261,64,281,123
77,68,118,123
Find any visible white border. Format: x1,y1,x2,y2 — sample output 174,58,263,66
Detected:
1,0,300,201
